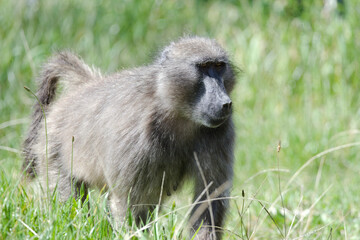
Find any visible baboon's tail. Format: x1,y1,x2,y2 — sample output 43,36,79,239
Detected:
23,51,101,178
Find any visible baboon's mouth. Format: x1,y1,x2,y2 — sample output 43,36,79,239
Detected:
207,115,229,128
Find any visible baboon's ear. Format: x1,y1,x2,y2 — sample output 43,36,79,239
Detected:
158,48,170,64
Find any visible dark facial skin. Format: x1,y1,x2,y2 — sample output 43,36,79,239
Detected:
193,60,232,128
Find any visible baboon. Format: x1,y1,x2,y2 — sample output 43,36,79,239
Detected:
23,36,236,239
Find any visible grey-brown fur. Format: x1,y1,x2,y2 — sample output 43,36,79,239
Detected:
23,37,236,239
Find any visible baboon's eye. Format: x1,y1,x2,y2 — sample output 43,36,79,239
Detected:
196,61,227,78
214,61,226,74
198,62,209,68
215,61,226,68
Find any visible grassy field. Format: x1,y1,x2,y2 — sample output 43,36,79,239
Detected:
1,0,360,239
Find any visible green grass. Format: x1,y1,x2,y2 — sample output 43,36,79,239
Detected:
1,0,360,239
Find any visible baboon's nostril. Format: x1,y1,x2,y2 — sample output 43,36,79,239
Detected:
222,101,232,111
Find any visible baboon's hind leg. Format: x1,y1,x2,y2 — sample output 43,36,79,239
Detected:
39,160,89,203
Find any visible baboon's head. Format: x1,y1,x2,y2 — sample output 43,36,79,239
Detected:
156,37,236,128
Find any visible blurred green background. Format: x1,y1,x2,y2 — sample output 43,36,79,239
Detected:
1,0,360,239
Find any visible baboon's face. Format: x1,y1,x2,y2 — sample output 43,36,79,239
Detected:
190,59,234,128
158,40,235,128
